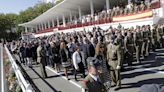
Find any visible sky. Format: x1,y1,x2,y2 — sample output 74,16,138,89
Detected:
0,0,42,14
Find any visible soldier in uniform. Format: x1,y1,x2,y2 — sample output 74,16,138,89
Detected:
157,25,164,48
115,32,125,70
134,26,143,63
151,25,157,51
124,31,134,66
37,41,47,78
141,26,150,58
107,36,121,89
83,58,107,92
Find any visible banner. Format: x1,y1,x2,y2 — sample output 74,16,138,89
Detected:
113,10,153,22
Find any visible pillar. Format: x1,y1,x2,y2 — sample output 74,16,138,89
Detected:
57,17,60,27
52,19,55,27
39,24,42,30
78,6,82,20
106,0,110,10
42,23,44,30
25,27,28,33
90,0,94,16
62,15,66,27
69,11,72,22
44,22,47,29
48,21,51,28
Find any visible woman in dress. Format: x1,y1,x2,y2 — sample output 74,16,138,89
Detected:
59,41,71,80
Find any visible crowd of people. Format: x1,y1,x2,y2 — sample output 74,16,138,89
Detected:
66,1,151,26
7,23,164,91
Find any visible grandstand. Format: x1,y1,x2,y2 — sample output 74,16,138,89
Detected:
18,0,164,37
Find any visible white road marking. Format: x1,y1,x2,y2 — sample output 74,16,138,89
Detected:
46,66,85,92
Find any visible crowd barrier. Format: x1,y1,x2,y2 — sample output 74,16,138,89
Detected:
1,45,7,92
5,45,33,92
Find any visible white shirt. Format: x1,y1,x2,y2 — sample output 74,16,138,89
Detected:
72,51,85,69
89,73,99,82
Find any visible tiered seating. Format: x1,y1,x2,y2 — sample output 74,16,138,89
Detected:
36,1,161,34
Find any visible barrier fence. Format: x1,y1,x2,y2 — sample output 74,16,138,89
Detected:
5,45,33,92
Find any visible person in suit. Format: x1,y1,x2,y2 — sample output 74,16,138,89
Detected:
19,43,26,65
87,40,95,57
59,41,71,80
26,43,33,68
72,44,86,81
37,41,47,78
82,59,107,92
50,41,61,72
31,42,38,65
107,36,122,89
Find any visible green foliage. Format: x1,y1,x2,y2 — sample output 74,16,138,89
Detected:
16,85,22,92
55,0,64,5
0,2,54,40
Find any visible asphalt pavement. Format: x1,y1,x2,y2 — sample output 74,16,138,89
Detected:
14,48,164,92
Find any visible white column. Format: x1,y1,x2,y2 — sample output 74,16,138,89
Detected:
25,27,28,33
62,15,66,27
106,0,110,10
57,17,60,27
69,11,72,22
52,19,55,27
31,27,34,32
48,21,51,28
39,24,41,30
78,6,82,20
42,23,44,30
44,23,47,29
90,0,94,16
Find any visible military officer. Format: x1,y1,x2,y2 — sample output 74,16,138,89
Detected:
83,59,107,92
107,36,121,89
37,41,47,78
134,26,143,63
124,31,134,66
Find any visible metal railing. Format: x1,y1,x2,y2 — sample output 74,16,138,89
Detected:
1,44,7,92
5,45,33,92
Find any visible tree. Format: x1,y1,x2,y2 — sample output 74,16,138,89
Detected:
0,2,54,40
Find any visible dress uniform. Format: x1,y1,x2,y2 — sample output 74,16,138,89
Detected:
107,37,121,88
37,42,47,78
124,32,134,66
134,29,143,63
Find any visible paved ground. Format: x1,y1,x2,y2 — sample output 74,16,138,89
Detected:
14,48,164,92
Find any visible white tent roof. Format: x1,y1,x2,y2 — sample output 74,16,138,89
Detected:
19,0,106,27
